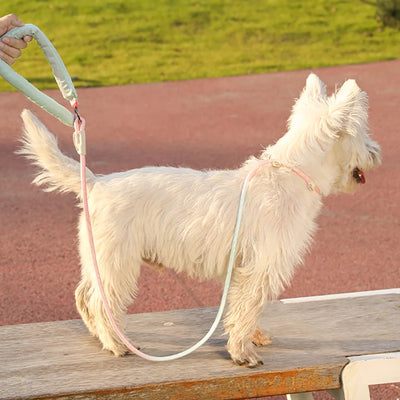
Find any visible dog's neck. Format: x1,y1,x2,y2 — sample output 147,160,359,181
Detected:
261,143,339,197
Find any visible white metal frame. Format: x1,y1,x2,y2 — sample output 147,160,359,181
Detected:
283,289,400,400
341,352,400,400
280,288,400,305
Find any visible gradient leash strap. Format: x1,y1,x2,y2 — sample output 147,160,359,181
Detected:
0,24,321,362
0,23,254,361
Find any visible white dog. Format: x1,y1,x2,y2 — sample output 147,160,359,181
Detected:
18,74,381,367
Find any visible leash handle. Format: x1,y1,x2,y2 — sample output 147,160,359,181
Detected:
0,24,76,127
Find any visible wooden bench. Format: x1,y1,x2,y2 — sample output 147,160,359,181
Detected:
1,289,399,400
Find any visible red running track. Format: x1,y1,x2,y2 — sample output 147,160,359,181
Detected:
1,61,399,399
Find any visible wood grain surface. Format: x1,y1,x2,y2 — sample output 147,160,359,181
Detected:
1,293,399,399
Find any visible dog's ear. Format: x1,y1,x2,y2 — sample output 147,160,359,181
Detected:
301,73,327,100
328,79,368,137
334,79,363,108
288,73,328,129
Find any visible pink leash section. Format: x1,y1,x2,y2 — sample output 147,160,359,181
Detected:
74,116,161,361
74,111,320,361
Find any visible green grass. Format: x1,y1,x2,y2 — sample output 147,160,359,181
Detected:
0,0,399,91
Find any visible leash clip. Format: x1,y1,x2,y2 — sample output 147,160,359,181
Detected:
74,107,82,122
70,99,82,122
70,99,85,155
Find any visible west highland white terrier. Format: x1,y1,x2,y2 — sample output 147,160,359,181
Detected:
18,74,381,367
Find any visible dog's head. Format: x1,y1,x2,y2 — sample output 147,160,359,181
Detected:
285,74,381,194
327,76,381,193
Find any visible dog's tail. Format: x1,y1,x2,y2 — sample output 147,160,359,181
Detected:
17,109,95,196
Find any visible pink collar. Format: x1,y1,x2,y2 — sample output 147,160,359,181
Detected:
256,159,321,195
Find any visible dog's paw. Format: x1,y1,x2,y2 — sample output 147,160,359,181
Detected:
233,351,264,368
228,342,263,368
106,340,143,357
105,343,128,357
102,338,134,357
252,327,272,347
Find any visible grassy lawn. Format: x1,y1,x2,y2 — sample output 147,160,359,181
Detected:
0,0,399,91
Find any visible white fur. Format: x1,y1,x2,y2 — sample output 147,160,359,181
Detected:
18,74,381,367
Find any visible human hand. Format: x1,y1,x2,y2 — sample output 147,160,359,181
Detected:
0,14,32,65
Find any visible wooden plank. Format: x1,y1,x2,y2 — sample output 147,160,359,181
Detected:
0,293,399,400
25,364,341,400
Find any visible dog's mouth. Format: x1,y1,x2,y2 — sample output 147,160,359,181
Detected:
352,167,366,184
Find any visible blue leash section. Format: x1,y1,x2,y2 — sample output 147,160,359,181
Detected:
0,24,76,127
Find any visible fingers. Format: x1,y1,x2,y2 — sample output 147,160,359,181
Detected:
0,36,27,65
2,36,28,50
0,44,19,64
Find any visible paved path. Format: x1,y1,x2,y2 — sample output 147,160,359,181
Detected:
0,61,399,398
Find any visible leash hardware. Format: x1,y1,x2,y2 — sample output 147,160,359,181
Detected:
70,99,82,122
70,99,85,154
73,129,86,155
74,108,82,122
272,160,282,168
306,182,315,192
73,118,86,155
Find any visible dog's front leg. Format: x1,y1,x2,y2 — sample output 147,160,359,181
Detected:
224,269,268,367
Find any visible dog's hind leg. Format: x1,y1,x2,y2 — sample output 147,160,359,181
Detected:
88,262,142,356
86,274,139,356
77,246,141,356
75,278,99,338
89,286,130,356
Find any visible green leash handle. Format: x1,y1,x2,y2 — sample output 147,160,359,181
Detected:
0,24,76,127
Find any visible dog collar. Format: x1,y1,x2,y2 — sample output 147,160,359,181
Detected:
259,159,321,195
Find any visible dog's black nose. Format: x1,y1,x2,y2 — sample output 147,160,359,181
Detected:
353,167,366,184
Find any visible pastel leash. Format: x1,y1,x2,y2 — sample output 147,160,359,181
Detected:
0,24,320,362
0,24,253,361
